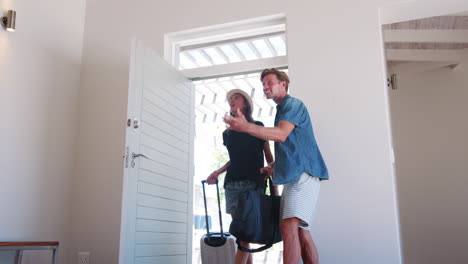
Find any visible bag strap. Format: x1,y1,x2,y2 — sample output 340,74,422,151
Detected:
237,177,280,253
237,241,273,253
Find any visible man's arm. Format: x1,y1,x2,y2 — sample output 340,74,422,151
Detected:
224,108,295,142
246,120,294,142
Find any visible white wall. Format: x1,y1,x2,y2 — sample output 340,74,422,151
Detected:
2,0,467,262
0,0,86,262
388,54,468,263
72,0,405,263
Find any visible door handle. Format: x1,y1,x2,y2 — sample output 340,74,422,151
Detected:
132,153,149,159
131,152,149,168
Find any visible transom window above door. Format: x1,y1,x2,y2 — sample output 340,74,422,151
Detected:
179,32,286,70
165,14,288,123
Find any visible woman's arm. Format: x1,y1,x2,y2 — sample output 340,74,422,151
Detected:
206,161,230,184
264,141,274,165
260,142,274,178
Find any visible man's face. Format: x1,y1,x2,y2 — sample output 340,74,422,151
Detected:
262,74,286,100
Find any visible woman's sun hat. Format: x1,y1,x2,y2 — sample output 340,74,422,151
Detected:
226,89,254,111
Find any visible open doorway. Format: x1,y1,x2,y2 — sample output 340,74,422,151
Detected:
382,13,468,264
191,72,283,263
165,15,288,263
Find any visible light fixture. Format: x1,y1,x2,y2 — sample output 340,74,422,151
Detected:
1,10,16,32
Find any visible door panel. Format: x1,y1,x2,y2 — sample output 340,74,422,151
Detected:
136,219,187,233
137,207,188,222
138,194,188,212
139,170,189,191
140,123,189,153
139,159,187,181
139,134,188,162
120,39,194,264
135,244,187,257
135,232,187,244
141,99,190,133
134,255,186,264
137,181,188,202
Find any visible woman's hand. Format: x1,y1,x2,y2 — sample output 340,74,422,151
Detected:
206,162,229,184
206,170,220,184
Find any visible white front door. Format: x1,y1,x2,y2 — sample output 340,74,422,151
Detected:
119,39,194,264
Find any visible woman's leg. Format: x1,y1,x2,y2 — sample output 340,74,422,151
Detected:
231,214,252,264
227,181,257,264
234,241,252,264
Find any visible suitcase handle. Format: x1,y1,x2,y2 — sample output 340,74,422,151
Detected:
201,180,225,239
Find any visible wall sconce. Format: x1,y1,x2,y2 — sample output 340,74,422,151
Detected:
1,10,16,32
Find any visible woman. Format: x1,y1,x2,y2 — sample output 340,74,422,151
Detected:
206,89,274,264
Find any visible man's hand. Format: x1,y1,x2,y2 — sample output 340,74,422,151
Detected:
260,162,275,179
223,109,249,132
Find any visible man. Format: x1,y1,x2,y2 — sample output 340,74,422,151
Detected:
223,68,328,264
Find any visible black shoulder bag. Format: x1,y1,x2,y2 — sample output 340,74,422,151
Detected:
229,178,282,252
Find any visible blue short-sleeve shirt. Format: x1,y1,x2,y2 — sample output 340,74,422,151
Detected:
274,95,328,184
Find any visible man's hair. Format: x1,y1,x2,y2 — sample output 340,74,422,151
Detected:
260,68,290,91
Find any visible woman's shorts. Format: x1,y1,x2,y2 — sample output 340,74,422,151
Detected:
224,180,257,215
280,172,321,230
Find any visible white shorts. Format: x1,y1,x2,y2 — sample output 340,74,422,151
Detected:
280,172,321,230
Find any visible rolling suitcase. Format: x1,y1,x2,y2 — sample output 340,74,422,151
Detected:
200,180,236,264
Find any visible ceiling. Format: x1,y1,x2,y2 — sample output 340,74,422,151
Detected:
382,15,468,67
383,15,468,30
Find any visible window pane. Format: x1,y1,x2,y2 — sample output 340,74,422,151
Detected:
179,52,197,69
188,50,212,67
203,47,227,65
252,39,273,58
178,32,287,69
219,45,242,63
269,36,286,56
235,42,258,60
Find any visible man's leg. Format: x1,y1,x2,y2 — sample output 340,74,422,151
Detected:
281,217,302,263
280,173,321,264
299,228,319,264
